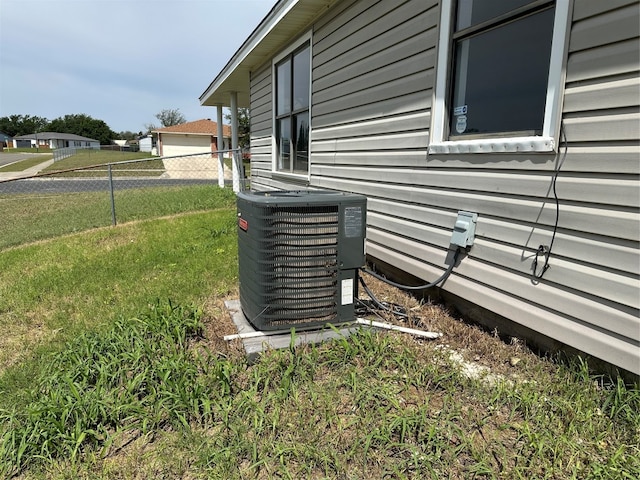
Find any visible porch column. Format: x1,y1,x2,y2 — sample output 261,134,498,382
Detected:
216,104,225,188
230,91,240,193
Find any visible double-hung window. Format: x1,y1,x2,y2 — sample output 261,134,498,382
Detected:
430,0,572,153
274,35,311,175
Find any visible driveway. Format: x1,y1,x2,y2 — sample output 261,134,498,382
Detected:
161,156,231,180
0,153,54,181
0,152,49,168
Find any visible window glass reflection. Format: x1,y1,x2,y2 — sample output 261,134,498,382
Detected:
449,7,554,137
294,113,309,173
456,0,536,30
277,59,291,116
277,117,291,171
293,45,310,111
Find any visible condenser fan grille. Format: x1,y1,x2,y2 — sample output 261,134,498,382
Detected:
255,206,339,326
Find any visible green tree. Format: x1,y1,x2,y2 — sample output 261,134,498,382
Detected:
155,108,186,128
117,130,138,141
224,107,250,150
0,114,49,137
144,108,186,136
47,114,116,145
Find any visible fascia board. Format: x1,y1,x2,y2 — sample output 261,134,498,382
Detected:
199,0,337,107
199,0,299,106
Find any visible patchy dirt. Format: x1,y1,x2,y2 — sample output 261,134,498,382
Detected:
201,275,550,382
198,292,246,359
357,274,557,380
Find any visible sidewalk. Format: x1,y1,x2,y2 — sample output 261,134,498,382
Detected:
0,159,55,181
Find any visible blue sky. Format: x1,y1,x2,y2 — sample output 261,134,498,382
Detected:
0,0,275,133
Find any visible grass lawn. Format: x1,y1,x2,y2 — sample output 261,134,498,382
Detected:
0,150,163,177
44,150,156,170
0,207,238,375
0,189,638,479
41,150,165,178
0,185,233,250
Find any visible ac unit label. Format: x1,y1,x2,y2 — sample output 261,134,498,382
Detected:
341,278,354,305
344,206,362,238
238,218,248,231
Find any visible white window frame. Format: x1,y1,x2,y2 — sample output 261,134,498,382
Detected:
429,0,572,154
271,31,313,178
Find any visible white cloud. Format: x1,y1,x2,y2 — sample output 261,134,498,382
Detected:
0,0,274,132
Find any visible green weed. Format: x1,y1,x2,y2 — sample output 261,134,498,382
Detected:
0,302,236,477
0,207,238,386
2,323,639,479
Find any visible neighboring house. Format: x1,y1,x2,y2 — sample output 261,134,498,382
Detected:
200,0,640,376
138,135,153,154
11,132,100,150
0,131,12,148
113,139,141,152
153,119,231,157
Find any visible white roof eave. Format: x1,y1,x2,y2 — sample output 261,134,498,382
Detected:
199,0,338,107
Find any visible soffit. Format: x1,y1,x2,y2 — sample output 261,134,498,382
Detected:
200,0,339,107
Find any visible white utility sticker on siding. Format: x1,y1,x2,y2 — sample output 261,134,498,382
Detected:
341,278,354,305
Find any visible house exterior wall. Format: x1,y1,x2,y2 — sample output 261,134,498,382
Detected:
159,133,215,157
139,136,153,153
49,139,100,149
12,138,99,149
247,0,640,374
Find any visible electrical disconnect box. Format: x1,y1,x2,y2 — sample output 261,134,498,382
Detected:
450,211,478,248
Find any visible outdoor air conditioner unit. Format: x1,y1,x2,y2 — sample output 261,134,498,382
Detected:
237,190,367,331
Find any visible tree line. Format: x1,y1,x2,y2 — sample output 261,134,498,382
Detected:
0,109,190,147
0,114,116,146
0,108,250,149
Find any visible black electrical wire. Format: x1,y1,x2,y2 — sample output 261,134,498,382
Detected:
357,275,408,319
356,298,402,319
533,123,568,280
359,247,462,291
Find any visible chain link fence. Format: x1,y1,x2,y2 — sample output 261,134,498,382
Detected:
52,146,144,162
0,150,246,250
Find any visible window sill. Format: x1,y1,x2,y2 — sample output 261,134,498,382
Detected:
272,171,310,186
428,136,555,154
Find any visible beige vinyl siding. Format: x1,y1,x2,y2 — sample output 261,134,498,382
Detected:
555,0,639,373
249,63,276,187
246,0,639,373
570,1,639,50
